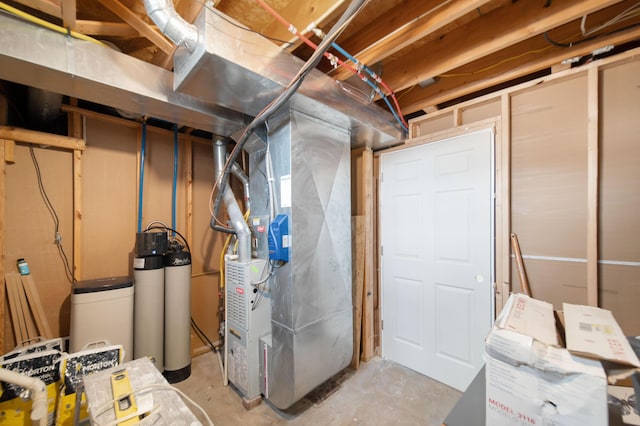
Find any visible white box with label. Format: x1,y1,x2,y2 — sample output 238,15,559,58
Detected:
485,294,640,426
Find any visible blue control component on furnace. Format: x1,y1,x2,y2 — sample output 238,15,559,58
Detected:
268,214,289,262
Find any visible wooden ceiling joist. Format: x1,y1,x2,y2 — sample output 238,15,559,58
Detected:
398,26,640,115
97,0,174,55
331,0,491,81
381,0,625,93
12,0,61,18
75,20,138,37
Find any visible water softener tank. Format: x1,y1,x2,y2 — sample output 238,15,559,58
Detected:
163,244,192,383
133,231,167,371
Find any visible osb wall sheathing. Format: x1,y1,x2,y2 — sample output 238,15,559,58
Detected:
402,49,640,335
3,115,225,353
82,119,137,278
511,75,589,304
599,60,640,334
4,144,73,350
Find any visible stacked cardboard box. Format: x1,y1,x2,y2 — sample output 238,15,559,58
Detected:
485,294,640,426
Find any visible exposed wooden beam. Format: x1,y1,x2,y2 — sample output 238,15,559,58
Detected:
397,11,640,114
262,0,348,49
331,0,490,81
0,126,85,151
98,0,174,55
381,0,624,93
61,0,75,30
12,0,61,18
75,20,138,37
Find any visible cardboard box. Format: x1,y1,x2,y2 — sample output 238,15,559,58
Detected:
485,294,640,426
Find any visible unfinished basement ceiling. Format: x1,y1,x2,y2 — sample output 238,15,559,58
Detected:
4,0,640,118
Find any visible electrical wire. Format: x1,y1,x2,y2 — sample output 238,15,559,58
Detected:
29,146,76,284
0,1,106,46
581,2,640,37
92,383,214,426
211,0,369,239
144,223,191,253
254,0,408,132
543,22,640,49
191,318,220,353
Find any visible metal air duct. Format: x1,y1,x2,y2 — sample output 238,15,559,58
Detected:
213,139,251,262
144,0,198,52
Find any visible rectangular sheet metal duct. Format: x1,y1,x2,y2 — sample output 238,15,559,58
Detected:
248,97,353,409
173,7,402,148
0,13,249,135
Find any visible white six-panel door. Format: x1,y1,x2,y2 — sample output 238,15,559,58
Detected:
380,128,494,391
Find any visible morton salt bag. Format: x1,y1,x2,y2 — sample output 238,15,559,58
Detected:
0,349,62,425
55,345,123,426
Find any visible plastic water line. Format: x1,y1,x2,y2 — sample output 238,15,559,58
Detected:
138,121,147,233
172,124,178,236
254,0,408,132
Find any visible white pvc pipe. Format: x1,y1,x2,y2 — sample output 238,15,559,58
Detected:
0,369,48,426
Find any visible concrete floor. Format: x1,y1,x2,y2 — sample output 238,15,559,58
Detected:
174,352,462,425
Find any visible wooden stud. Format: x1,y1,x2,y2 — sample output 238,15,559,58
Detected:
3,139,15,163
6,275,27,345
69,99,83,281
184,132,193,249
499,94,511,309
350,216,365,369
0,139,5,349
0,126,85,151
453,108,462,127
587,67,599,307
361,147,374,362
61,0,76,30
22,275,54,338
15,280,38,341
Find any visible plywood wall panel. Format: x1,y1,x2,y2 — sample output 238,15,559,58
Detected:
410,111,454,138
141,130,174,229
511,76,588,259
599,60,640,332
600,61,640,262
599,264,640,335
461,98,500,124
190,140,223,351
4,145,73,350
82,118,137,279
511,258,588,309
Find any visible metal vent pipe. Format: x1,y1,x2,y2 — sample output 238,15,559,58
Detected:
213,139,251,262
144,0,198,52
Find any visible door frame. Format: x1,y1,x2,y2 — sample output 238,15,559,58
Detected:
376,119,501,370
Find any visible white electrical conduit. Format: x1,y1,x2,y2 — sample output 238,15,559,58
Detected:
143,0,199,52
0,369,48,426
